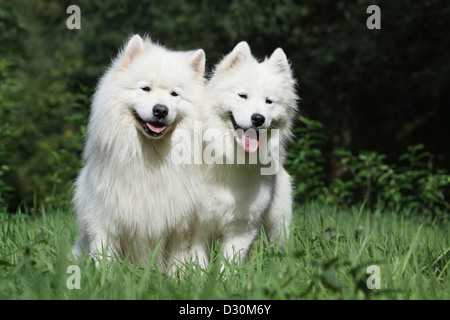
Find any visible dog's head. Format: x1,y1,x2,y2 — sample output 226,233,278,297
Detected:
111,35,205,140
208,41,297,154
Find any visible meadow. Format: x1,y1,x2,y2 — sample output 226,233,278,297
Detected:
1,1,449,303
1,202,448,300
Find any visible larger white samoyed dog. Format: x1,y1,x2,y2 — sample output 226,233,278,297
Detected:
192,42,298,268
72,35,205,270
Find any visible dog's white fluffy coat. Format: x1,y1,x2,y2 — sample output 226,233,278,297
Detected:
192,42,298,268
72,36,298,271
72,35,205,270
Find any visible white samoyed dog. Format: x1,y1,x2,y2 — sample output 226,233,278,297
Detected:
72,35,205,270
192,42,298,268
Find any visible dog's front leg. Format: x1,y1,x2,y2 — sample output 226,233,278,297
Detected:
189,227,210,271
86,229,117,265
262,167,293,250
221,230,256,269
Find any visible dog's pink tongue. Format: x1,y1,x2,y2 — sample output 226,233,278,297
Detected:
242,134,259,153
146,122,167,133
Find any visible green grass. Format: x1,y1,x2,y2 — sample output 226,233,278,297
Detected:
0,203,448,300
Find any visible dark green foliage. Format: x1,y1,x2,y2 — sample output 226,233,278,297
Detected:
330,144,450,216
43,85,91,209
0,6,25,210
287,116,327,203
0,78,18,210
288,116,450,217
0,1,449,213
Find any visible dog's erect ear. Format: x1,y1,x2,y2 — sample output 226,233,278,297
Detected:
121,34,144,67
189,49,206,81
216,41,252,73
269,48,291,75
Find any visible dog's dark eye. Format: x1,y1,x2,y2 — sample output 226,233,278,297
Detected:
171,91,179,97
266,98,273,104
238,93,248,100
141,86,151,92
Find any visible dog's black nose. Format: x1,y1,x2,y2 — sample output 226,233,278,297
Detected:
251,113,265,128
153,104,169,119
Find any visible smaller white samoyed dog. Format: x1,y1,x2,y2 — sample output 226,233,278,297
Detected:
72,35,205,270
192,42,298,268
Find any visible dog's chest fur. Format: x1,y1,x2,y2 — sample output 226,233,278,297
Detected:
201,164,275,232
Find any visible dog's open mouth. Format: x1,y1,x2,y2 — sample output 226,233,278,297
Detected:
133,110,167,138
230,112,260,153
